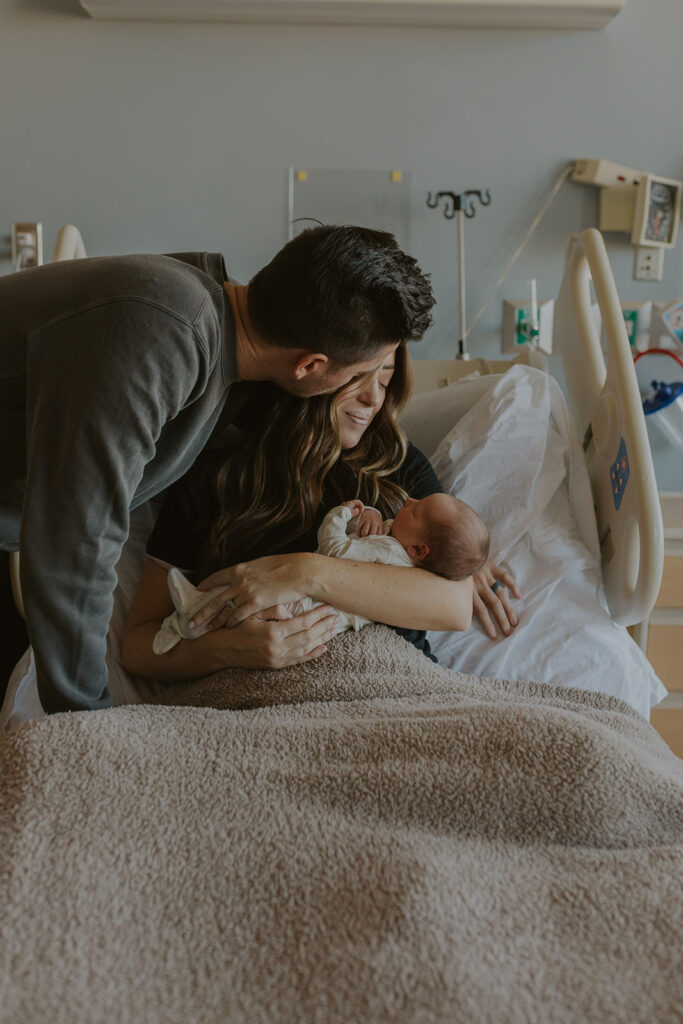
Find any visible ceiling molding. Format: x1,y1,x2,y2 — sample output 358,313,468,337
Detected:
78,0,625,30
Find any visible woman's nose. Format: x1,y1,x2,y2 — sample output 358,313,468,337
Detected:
357,377,382,406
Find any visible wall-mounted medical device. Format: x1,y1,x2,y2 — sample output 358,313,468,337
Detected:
571,160,683,281
572,159,642,188
501,294,555,356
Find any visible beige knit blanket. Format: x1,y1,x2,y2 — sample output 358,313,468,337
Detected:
1,626,682,1024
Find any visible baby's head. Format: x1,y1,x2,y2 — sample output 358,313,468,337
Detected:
390,493,489,581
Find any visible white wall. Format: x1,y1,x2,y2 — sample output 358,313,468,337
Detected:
2,0,682,484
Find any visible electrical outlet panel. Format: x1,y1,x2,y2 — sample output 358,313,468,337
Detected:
634,246,664,282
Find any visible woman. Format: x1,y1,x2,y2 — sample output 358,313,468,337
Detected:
122,346,518,680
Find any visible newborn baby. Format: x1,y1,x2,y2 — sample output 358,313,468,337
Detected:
153,493,489,653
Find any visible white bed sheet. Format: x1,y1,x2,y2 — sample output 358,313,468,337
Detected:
1,366,666,732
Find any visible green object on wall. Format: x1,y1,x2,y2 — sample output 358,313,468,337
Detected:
515,307,530,346
622,309,638,346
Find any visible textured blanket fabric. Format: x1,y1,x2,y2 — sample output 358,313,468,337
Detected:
1,627,682,1024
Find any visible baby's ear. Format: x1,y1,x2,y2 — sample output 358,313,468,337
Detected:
167,567,202,614
408,542,430,562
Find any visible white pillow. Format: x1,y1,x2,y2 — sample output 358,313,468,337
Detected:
400,375,504,459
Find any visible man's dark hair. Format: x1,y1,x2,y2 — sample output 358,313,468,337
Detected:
247,225,434,365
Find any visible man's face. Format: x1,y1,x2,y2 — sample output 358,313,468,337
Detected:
282,342,399,397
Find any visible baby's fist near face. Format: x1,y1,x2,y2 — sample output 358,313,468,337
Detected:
355,507,384,537
342,499,365,517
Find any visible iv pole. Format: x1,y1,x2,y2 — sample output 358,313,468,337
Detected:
426,189,492,360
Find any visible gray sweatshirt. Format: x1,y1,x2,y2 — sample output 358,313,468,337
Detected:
0,251,238,713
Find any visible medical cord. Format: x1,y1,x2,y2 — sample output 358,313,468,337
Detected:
464,163,574,344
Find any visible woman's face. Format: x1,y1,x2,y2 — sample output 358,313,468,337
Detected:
336,356,396,449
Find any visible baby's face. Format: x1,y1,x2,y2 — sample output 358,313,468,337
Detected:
391,494,458,552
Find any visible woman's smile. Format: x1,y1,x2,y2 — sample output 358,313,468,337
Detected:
344,410,373,426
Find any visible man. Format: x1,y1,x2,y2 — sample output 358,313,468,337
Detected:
0,225,434,714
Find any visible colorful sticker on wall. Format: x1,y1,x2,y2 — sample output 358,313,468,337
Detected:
662,302,683,345
610,438,630,511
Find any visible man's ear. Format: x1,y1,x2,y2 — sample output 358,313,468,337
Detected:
407,543,430,562
293,353,330,380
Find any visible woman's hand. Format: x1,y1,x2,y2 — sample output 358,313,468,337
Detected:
194,552,315,630
121,557,339,679
472,561,521,640
208,604,340,669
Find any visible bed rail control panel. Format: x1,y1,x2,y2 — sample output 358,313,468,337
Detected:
555,228,664,626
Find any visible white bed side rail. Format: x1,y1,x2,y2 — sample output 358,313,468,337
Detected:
555,228,663,625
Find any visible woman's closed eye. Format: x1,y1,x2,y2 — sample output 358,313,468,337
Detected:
379,365,394,390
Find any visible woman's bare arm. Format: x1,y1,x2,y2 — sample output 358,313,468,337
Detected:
195,553,474,634
121,558,340,680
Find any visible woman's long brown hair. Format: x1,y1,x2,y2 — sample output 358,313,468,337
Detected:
201,345,414,575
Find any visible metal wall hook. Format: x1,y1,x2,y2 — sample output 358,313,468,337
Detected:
427,191,457,217
425,188,492,220
463,189,492,217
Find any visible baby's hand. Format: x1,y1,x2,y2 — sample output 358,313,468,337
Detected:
355,507,384,537
342,499,365,517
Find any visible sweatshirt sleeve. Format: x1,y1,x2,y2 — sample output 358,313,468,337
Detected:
316,506,356,558
21,302,207,713
316,505,412,567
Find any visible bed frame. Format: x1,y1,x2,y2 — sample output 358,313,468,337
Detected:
410,228,664,638
9,228,663,642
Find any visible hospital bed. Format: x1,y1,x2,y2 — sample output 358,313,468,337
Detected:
1,228,680,1024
